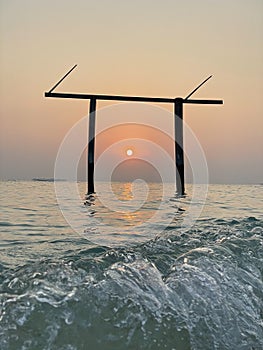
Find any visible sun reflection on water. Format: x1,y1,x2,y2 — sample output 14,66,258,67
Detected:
84,182,164,232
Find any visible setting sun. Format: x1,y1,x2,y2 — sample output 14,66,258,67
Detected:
126,149,133,156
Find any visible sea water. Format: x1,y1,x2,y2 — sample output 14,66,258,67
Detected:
0,181,262,350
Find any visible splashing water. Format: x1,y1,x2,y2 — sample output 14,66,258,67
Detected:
0,182,262,349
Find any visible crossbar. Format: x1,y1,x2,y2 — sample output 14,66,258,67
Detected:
45,92,222,105
45,92,175,103
184,99,223,104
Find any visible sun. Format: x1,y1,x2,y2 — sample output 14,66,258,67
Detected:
126,149,133,156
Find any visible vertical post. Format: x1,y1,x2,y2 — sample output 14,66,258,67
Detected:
87,97,97,194
174,98,185,196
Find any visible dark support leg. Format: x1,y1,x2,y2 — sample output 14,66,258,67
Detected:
87,97,97,194
174,98,185,196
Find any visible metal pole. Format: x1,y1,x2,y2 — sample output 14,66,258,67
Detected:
174,98,185,196
87,97,97,194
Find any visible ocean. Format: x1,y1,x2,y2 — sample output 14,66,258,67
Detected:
0,181,262,350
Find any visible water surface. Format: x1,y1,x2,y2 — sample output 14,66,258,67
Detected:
0,181,262,349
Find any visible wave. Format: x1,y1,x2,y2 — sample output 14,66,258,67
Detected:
0,218,262,349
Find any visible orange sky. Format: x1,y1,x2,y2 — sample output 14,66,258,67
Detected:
0,0,262,183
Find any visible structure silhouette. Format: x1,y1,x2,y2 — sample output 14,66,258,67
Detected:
45,65,223,195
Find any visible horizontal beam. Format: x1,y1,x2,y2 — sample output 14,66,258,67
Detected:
44,92,175,103
183,99,223,104
45,92,223,105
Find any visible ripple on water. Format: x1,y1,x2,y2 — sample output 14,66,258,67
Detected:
0,183,263,349
0,219,262,350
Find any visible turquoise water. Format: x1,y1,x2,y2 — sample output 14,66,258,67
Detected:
0,181,263,349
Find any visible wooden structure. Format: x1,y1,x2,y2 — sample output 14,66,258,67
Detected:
45,65,223,195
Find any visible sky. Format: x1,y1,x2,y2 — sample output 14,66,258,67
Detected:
0,0,262,184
